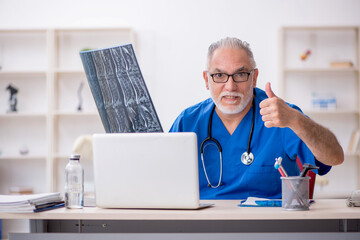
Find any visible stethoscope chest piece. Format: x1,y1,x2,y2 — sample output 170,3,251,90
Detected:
241,151,254,165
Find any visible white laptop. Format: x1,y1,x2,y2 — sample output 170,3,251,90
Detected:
92,132,211,209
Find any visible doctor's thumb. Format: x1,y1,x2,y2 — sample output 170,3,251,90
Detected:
265,82,276,98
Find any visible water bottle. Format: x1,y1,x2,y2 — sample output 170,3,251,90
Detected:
64,154,84,209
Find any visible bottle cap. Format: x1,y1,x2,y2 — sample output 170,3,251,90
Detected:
70,154,80,160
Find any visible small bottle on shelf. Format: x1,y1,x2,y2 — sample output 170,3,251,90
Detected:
64,154,84,209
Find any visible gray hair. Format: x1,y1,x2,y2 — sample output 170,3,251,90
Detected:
206,37,256,69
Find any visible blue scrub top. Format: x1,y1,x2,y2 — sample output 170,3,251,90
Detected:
169,88,331,200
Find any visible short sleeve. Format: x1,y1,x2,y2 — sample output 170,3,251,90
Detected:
315,159,331,175
169,112,184,132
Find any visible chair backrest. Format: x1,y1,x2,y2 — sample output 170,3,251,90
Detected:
296,157,316,199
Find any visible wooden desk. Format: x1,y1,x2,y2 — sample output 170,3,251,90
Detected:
2,199,360,239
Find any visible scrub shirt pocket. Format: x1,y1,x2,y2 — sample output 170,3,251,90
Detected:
248,164,275,174
247,165,281,197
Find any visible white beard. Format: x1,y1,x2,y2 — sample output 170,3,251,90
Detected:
209,83,253,115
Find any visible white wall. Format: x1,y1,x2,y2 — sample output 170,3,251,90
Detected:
1,0,360,131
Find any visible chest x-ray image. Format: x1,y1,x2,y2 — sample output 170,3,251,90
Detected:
80,44,163,133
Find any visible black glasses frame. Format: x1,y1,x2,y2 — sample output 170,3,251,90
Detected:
209,69,255,83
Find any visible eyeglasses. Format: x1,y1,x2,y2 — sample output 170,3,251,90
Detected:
209,69,255,83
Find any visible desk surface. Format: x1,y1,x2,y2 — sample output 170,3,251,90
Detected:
0,199,359,220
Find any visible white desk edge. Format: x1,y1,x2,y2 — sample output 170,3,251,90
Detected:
0,199,359,220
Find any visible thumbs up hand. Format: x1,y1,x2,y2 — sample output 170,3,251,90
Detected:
259,82,298,128
265,81,276,98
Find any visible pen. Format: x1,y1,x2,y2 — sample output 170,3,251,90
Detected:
278,166,286,177
274,157,307,208
274,157,288,177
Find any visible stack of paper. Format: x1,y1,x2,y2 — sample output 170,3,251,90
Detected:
0,192,64,213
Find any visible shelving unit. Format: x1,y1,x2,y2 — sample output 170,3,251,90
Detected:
0,28,135,194
279,26,360,197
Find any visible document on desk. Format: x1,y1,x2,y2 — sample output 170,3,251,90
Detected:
239,197,282,207
0,192,64,213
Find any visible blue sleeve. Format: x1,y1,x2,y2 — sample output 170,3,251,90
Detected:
315,159,331,175
169,112,184,132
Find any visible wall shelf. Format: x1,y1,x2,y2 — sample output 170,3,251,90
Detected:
0,28,134,194
305,109,360,115
0,155,46,160
345,152,360,158
0,113,47,118
54,70,85,74
0,71,47,75
279,26,360,196
284,68,359,73
54,111,100,117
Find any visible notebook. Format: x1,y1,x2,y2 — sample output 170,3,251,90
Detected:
92,132,211,209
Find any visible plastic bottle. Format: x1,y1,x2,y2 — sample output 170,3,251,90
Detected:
64,154,84,209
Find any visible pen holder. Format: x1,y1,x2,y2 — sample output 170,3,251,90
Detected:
281,176,310,211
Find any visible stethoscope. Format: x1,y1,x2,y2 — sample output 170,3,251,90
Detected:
200,95,256,188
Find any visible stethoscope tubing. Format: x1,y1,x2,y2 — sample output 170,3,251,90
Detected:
247,97,256,155
200,106,223,188
200,93,256,188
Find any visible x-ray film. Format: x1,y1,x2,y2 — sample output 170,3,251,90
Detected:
80,44,163,133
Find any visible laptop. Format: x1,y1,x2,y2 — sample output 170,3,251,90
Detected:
92,132,211,209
